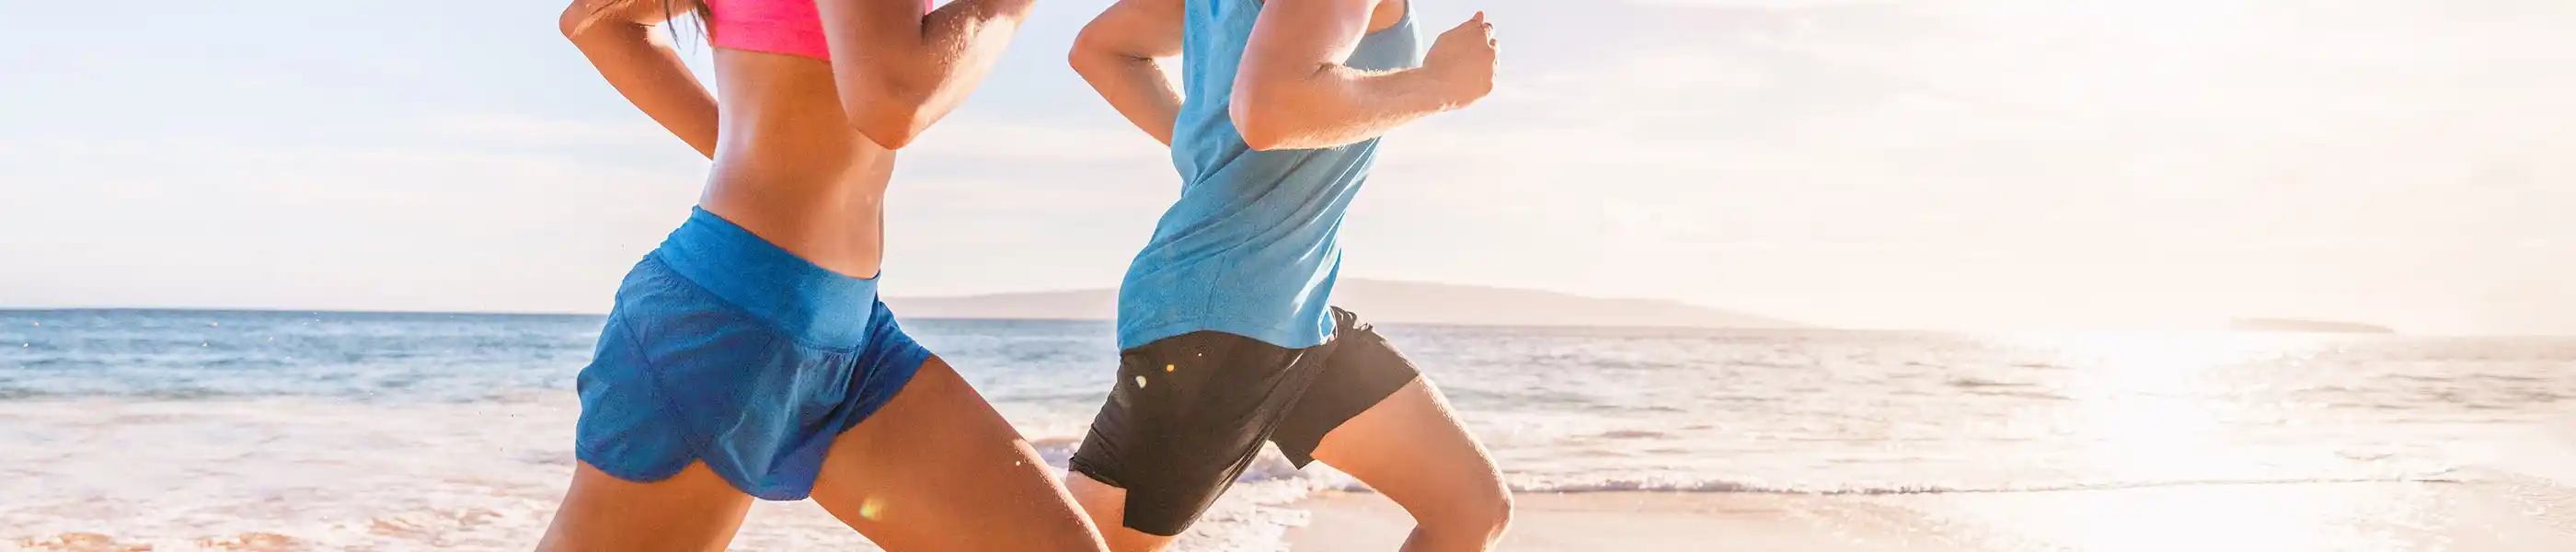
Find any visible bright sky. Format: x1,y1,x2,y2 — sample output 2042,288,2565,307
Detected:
5,0,2572,334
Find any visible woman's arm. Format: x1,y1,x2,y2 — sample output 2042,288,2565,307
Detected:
1069,0,1185,146
560,0,719,158
818,0,1042,150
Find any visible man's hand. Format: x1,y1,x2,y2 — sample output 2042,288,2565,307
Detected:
1425,11,1498,109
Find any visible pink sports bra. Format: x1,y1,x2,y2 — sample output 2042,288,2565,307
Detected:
705,0,932,61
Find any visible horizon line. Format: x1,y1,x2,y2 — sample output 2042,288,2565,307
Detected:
5,306,2543,338
0,278,1765,320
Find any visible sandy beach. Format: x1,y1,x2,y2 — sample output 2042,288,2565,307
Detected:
1292,491,1908,551
1290,481,2576,551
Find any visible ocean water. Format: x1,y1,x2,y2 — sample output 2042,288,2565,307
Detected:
3,309,2572,550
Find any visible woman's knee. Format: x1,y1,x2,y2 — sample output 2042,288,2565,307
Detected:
540,462,753,552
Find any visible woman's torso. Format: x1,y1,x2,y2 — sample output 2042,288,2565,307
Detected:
696,0,896,280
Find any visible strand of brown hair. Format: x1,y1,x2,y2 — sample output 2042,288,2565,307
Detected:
662,0,712,41
578,0,709,41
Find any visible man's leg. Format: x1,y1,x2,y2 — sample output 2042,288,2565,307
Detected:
1271,310,1512,551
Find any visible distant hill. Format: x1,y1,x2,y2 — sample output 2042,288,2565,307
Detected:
2227,318,2397,334
884,279,1807,329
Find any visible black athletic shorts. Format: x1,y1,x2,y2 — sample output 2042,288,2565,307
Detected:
1067,307,1422,536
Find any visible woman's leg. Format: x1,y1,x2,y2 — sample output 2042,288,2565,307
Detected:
1306,378,1514,552
535,461,756,552
807,355,1110,552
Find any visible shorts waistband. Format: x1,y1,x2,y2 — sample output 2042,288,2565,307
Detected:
650,206,882,348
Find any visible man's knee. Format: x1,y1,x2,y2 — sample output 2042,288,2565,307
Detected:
1424,481,1513,546
1472,484,1515,543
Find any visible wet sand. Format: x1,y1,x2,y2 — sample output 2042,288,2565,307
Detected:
1288,481,2576,551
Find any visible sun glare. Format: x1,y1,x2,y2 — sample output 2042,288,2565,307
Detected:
1987,331,2404,550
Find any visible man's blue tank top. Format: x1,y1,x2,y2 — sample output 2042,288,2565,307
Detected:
1115,1,1422,350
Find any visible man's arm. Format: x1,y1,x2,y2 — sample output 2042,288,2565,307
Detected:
1070,0,1187,145
819,0,1042,150
1230,2,1496,151
561,0,720,158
